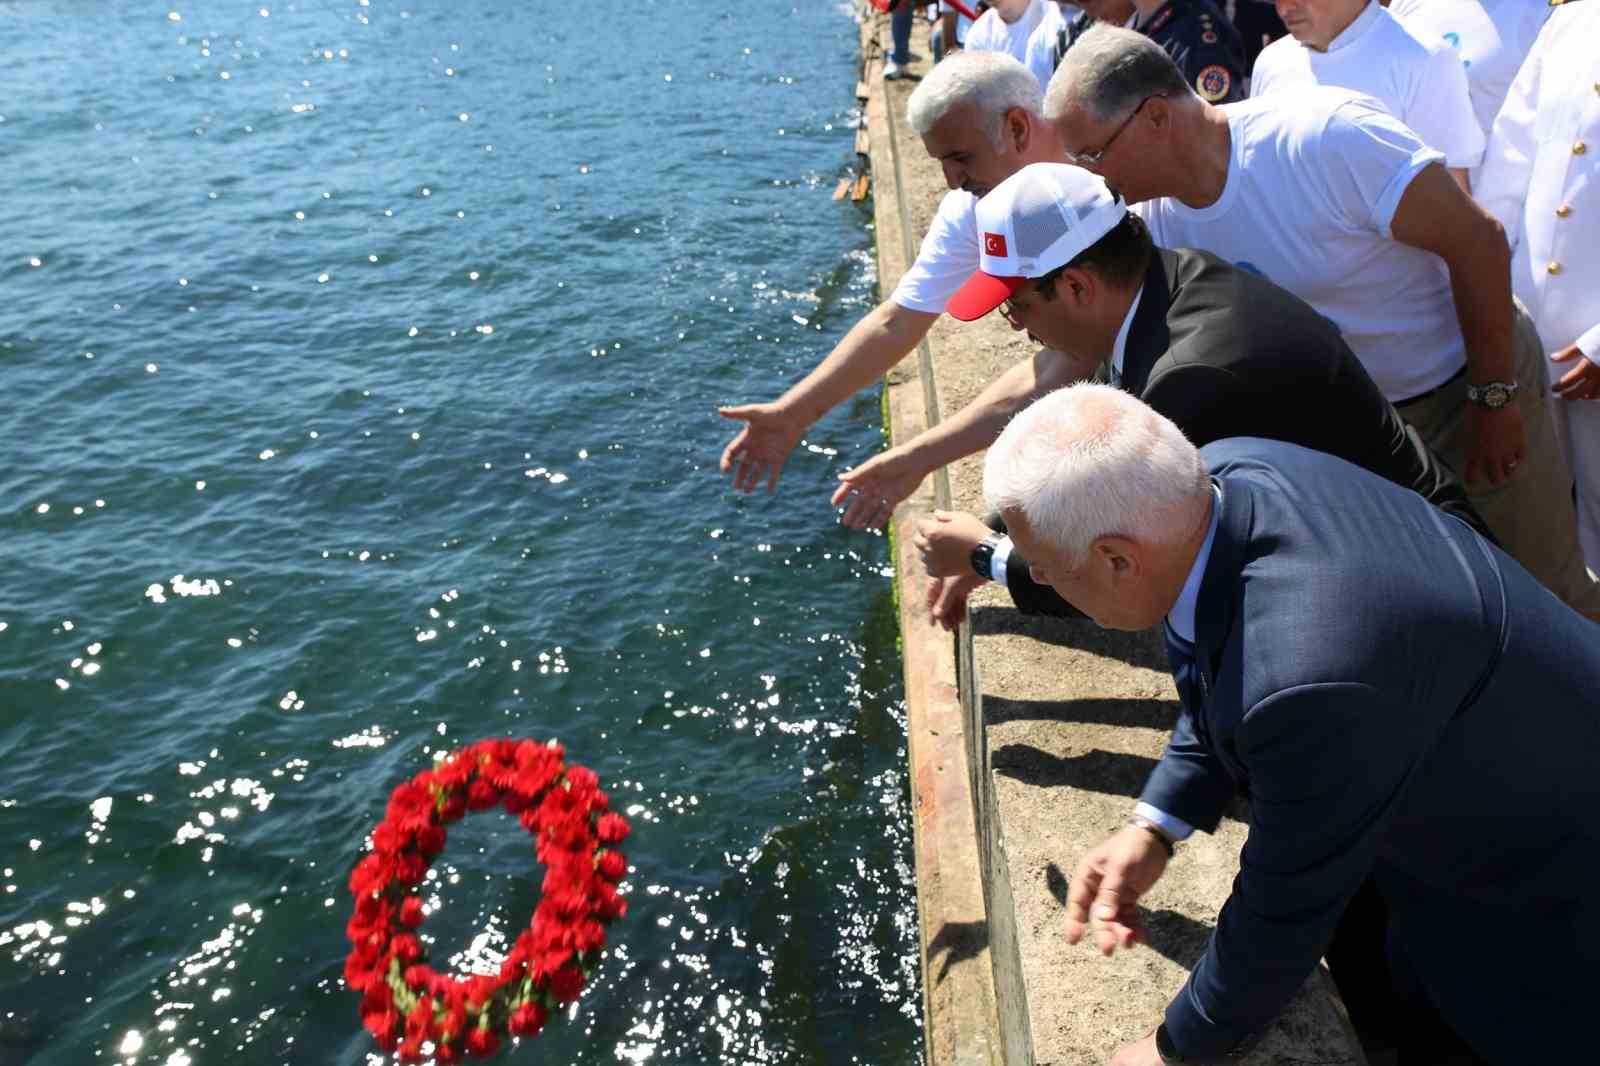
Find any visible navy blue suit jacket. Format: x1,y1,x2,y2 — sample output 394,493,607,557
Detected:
1145,438,1600,1062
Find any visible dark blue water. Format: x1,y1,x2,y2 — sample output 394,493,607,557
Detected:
0,2,919,1063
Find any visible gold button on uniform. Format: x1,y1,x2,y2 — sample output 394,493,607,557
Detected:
1557,204,1573,218
1576,141,1589,155
1548,261,1564,275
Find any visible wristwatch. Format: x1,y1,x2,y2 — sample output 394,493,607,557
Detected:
969,535,1003,581
1465,380,1518,409
1156,1023,1253,1065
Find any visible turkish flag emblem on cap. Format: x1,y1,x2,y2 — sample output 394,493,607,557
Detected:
983,232,1008,257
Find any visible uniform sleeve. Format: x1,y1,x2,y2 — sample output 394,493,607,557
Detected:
1404,38,1486,169
1471,22,1545,251
889,191,981,314
1314,98,1444,239
1163,682,1423,1057
1177,34,1247,104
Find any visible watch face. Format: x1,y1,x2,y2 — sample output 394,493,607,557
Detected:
1485,384,1511,408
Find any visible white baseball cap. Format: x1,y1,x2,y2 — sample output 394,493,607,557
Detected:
947,163,1128,322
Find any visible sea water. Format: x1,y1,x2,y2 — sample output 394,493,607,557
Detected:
0,1,919,1062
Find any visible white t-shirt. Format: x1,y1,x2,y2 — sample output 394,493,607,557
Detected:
890,190,981,314
1251,2,1485,168
1135,87,1465,401
1025,1,1073,93
965,0,1048,64
1387,0,1515,140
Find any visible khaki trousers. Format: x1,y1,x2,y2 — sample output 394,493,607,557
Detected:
1397,302,1600,614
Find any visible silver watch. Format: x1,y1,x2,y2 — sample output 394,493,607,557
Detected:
1466,380,1518,409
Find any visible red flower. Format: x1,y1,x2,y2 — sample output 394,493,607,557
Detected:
508,1002,548,1037
596,850,626,882
548,963,586,1004
465,1025,500,1057
398,896,425,928
403,964,431,990
343,945,386,992
359,990,401,1044
391,933,423,963
416,824,447,856
404,997,435,1044
465,778,497,811
596,812,630,844
397,1036,426,1063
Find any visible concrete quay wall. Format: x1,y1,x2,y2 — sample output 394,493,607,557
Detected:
851,12,1366,1065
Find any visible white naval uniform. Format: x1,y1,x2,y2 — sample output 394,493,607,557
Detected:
1474,0,1600,570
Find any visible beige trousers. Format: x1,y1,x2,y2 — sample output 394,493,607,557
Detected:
1397,302,1600,614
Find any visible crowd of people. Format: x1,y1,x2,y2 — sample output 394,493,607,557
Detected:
720,1,1599,1064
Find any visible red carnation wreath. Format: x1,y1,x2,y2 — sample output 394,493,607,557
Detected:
343,738,630,1062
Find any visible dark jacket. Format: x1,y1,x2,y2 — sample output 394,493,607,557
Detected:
999,247,1486,616
1146,438,1600,1061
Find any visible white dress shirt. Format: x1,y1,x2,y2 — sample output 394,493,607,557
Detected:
1474,3,1600,569
1474,5,1600,362
1134,483,1223,842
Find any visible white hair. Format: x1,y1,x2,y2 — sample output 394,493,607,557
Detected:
906,51,1043,149
1043,24,1190,124
983,383,1209,565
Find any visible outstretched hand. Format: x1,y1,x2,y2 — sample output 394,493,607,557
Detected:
926,573,983,631
1063,825,1170,957
718,402,806,494
831,449,927,529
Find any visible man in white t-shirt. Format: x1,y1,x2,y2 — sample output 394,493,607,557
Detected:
1385,0,1519,148
1044,24,1600,615
965,0,1049,63
1024,0,1078,89
1253,0,1484,184
1476,3,1600,573
718,53,1075,528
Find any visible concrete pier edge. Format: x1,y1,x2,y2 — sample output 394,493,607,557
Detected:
855,13,1027,1065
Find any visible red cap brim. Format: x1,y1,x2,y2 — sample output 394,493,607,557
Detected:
946,271,1027,322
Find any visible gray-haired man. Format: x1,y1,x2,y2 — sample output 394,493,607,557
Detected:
716,52,1074,528
1041,24,1599,617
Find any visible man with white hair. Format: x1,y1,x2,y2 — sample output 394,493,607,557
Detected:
1042,24,1600,617
717,52,1074,525
985,383,1598,1066
1251,0,1484,188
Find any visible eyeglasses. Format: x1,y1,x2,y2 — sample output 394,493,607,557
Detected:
997,269,1065,327
1064,93,1165,167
